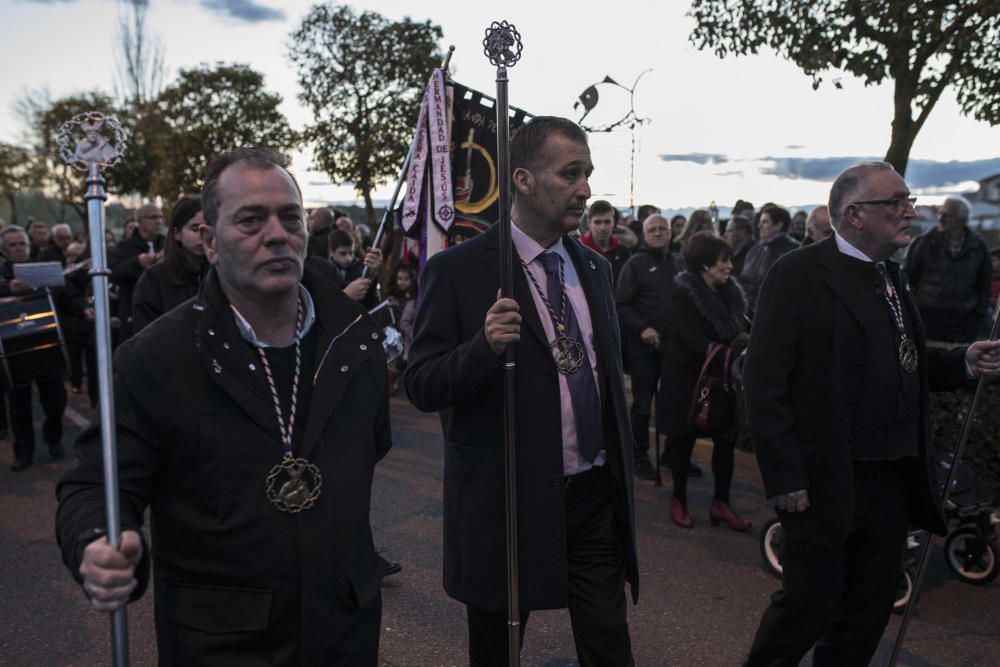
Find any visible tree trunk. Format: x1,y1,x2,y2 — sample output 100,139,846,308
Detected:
5,194,17,225
884,76,918,176
362,189,376,230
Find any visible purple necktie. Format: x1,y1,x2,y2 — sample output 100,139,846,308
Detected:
537,251,604,463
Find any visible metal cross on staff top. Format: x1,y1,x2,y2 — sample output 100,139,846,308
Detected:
483,19,523,667
56,111,131,667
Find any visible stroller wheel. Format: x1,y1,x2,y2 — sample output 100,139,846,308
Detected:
892,570,914,614
759,518,783,578
944,528,1000,585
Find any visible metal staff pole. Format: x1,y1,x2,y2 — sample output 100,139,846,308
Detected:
483,20,524,667
887,310,1000,667
362,46,456,281
57,111,130,667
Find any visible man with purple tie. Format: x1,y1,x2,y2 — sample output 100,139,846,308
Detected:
406,116,638,667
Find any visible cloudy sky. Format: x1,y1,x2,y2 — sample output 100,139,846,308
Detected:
3,0,999,213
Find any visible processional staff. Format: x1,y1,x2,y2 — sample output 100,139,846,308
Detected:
887,307,1000,667
56,111,130,667
482,19,524,667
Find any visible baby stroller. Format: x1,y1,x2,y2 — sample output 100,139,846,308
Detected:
759,453,999,611
937,451,1000,585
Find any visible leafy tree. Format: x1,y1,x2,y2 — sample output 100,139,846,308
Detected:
145,63,298,201
689,0,1000,174
0,142,46,225
289,4,442,225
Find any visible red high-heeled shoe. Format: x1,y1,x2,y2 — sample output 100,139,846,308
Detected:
670,496,694,528
709,500,751,532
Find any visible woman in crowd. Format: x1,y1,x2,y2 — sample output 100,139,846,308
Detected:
675,209,717,249
386,264,418,394
131,194,207,334
657,231,750,530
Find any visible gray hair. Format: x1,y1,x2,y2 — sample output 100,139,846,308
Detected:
828,161,896,229
942,196,971,224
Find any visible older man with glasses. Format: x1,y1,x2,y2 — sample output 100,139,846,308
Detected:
741,162,1000,666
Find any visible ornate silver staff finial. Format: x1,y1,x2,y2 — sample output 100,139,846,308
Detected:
483,21,523,69
56,111,127,172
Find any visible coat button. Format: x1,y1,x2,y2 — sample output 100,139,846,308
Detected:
248,363,256,371
360,344,368,351
222,342,230,350
371,332,379,340
340,365,349,372
208,328,215,336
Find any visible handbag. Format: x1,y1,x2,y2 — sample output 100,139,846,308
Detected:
687,342,735,435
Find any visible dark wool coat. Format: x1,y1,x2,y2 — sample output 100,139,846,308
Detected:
404,223,638,612
656,272,748,436
739,232,800,311
56,263,391,666
108,229,165,339
743,236,970,547
131,256,207,334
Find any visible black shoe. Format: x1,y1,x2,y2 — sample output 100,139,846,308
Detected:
634,457,658,481
378,554,402,577
48,444,65,459
10,457,31,472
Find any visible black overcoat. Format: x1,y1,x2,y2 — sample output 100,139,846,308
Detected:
743,236,969,547
56,263,391,666
404,223,638,612
132,257,207,334
656,272,747,436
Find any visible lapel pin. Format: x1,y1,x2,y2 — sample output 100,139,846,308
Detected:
212,359,222,374
588,260,597,270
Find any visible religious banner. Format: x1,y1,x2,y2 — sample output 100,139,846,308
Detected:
400,77,531,264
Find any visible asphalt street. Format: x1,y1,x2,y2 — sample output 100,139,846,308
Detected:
1,389,997,666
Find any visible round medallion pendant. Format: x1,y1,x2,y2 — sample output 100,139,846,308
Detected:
265,457,323,513
551,336,584,375
899,339,918,374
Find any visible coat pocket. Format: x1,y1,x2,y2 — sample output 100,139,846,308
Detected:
167,583,273,634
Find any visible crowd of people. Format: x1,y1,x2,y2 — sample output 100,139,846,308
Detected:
0,115,998,666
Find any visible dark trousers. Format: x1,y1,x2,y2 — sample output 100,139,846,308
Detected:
9,375,67,461
669,430,735,504
628,340,662,458
466,466,633,667
746,461,910,667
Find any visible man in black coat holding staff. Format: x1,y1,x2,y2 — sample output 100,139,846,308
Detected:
56,148,391,665
406,116,638,667
742,161,1000,666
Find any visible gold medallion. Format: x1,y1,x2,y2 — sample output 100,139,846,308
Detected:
265,456,323,513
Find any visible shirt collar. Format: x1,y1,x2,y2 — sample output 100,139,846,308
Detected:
229,284,317,348
833,230,874,263
511,222,571,266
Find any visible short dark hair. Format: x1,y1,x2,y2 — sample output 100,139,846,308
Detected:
510,116,588,186
201,147,297,228
637,204,661,222
761,205,791,232
727,215,753,236
328,229,355,252
683,230,730,273
0,225,28,245
588,200,616,220
732,199,754,216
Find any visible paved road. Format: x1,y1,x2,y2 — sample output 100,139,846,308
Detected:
1,390,997,666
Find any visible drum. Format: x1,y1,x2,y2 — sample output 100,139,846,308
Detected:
0,292,68,386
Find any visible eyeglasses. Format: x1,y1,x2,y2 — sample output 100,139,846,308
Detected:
851,196,917,213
